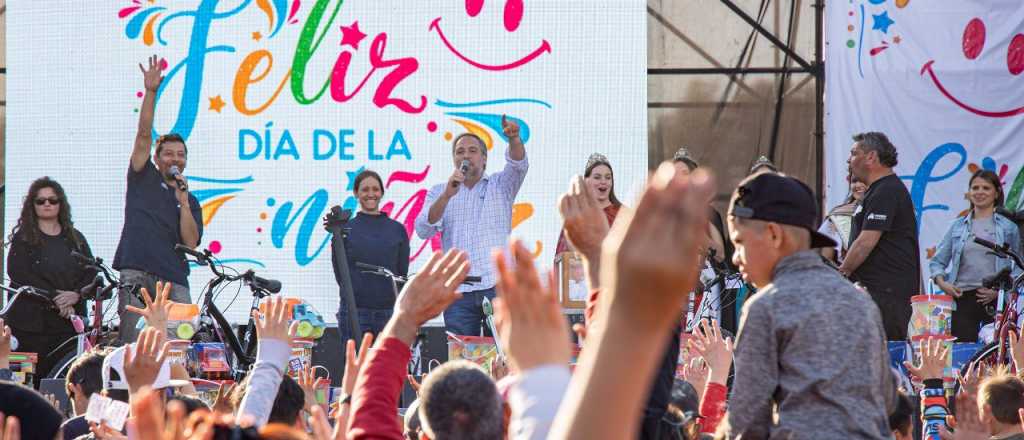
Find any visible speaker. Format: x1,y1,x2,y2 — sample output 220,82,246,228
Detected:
311,325,344,387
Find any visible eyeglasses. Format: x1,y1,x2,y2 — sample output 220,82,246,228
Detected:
34,197,60,206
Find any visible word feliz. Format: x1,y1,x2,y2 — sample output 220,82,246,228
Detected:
238,124,412,161
154,0,425,140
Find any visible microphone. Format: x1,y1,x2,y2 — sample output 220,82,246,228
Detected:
174,244,209,265
169,165,187,191
243,270,282,293
452,160,469,188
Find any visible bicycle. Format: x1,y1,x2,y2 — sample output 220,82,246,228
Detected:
44,252,126,379
956,237,1024,387
354,261,486,377
177,244,282,379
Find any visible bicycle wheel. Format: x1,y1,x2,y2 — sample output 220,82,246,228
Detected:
952,341,998,396
45,350,79,379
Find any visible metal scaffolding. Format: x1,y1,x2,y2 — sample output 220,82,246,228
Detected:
648,0,825,208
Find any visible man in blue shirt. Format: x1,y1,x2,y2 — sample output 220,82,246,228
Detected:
415,116,527,336
113,55,203,343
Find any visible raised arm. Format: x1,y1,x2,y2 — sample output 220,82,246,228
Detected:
133,55,163,173
502,115,525,161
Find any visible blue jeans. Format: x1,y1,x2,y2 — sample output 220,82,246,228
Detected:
443,288,496,336
336,303,393,344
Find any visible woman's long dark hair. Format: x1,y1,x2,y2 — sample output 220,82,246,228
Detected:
585,160,621,207
9,177,80,248
968,169,1005,213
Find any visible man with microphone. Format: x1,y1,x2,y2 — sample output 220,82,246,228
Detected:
112,55,203,343
415,116,528,336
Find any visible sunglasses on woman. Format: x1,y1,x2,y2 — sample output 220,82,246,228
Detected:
34,197,60,206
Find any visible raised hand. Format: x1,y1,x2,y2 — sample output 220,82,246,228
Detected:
1011,331,1024,372
325,333,375,440
342,333,374,396
599,163,715,329
558,175,610,264
128,387,219,440
0,412,19,440
0,319,10,370
211,382,236,415
943,388,987,440
253,296,299,343
297,364,326,412
125,281,174,332
124,326,169,394
681,357,709,393
139,55,163,93
394,250,470,328
501,114,520,141
903,338,948,381
688,319,733,385
493,240,571,372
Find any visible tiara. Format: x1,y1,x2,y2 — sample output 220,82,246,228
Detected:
673,147,695,163
586,153,610,171
750,155,777,172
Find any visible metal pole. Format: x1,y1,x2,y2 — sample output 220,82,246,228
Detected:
648,67,814,75
719,0,814,71
814,0,826,218
767,0,800,163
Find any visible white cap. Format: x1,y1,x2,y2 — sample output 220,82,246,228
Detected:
101,344,192,391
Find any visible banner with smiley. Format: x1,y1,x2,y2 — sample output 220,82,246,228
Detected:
826,0,1024,286
6,1,647,322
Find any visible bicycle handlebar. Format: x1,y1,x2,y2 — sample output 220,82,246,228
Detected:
356,261,481,285
973,237,1024,272
183,246,281,295
175,244,210,265
0,285,58,315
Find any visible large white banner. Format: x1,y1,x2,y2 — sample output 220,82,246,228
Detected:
6,1,647,322
826,0,1024,284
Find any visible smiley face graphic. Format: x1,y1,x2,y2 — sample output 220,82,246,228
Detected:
921,17,1024,118
430,0,552,71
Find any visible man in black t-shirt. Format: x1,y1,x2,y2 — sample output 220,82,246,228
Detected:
839,132,921,341
113,55,203,343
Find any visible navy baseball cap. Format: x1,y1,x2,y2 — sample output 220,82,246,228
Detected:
728,173,837,249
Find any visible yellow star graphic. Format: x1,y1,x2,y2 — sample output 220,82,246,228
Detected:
209,95,226,113
252,31,262,41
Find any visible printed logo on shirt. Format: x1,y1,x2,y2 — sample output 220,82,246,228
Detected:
867,213,887,221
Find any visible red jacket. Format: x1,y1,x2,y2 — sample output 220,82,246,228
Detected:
348,337,411,440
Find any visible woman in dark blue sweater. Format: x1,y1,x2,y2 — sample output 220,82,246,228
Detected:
335,170,410,341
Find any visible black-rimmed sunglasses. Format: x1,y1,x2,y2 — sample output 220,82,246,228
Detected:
34,197,60,206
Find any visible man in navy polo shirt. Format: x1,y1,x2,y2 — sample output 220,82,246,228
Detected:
113,55,203,343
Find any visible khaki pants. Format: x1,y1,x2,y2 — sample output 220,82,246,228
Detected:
117,269,191,344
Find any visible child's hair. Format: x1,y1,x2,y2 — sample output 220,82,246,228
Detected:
979,372,1024,425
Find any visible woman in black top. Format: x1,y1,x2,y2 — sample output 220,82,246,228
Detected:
4,177,97,381
334,170,410,341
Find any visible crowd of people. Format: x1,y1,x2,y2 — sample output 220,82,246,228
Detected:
3,55,1024,440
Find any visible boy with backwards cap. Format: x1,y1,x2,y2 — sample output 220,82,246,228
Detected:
715,173,898,439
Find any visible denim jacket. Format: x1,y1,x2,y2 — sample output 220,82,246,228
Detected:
928,212,1022,284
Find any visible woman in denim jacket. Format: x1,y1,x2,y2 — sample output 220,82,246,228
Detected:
930,169,1022,341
